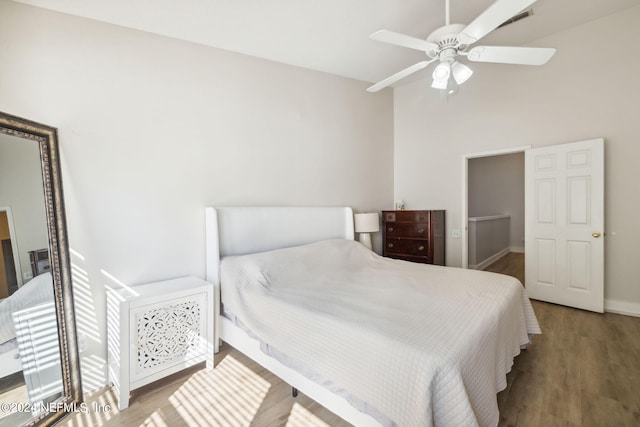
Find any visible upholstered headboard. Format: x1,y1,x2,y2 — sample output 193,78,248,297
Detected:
205,206,354,286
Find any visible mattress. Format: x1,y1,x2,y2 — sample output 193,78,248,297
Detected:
0,272,54,345
0,338,22,378
0,338,18,353
220,239,540,427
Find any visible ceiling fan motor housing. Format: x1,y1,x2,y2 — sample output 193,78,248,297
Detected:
427,24,466,54
438,47,457,62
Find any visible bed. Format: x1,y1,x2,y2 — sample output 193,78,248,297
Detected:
205,206,540,427
0,272,54,378
0,339,22,378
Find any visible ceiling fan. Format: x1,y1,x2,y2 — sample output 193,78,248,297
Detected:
367,0,556,95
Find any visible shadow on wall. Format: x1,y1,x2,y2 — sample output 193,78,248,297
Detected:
69,248,106,391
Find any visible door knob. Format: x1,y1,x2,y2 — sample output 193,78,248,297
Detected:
592,231,601,238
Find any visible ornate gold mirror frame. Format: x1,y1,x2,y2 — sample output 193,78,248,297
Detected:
0,111,82,425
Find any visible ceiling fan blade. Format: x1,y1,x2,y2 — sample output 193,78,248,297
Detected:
457,0,538,45
466,46,556,65
367,60,435,92
370,30,439,53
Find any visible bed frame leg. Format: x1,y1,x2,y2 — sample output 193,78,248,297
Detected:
291,387,298,398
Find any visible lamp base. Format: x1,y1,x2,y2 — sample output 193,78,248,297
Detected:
358,233,373,251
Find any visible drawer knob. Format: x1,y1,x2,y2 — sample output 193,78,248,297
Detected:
388,227,394,232
418,245,424,251
388,243,394,248
418,228,424,233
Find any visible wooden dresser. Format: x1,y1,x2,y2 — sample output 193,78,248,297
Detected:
382,210,445,265
28,248,50,277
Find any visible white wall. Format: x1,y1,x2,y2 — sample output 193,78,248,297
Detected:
0,2,394,388
0,133,49,281
394,6,640,312
468,152,524,250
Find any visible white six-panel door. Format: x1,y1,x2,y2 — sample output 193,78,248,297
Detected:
525,139,604,312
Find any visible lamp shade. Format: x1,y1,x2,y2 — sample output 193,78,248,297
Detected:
452,61,473,85
354,213,380,233
432,61,473,93
432,61,451,82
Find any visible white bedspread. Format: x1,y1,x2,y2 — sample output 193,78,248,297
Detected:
0,272,54,345
220,239,540,427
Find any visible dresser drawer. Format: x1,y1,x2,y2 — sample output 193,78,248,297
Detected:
384,211,429,223
381,210,445,266
386,253,432,264
385,238,430,256
385,222,429,238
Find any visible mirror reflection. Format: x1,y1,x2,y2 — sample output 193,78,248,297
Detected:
0,132,63,426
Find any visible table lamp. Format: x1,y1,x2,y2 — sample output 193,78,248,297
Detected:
354,213,379,251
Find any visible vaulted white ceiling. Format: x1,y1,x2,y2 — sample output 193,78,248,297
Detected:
14,0,640,85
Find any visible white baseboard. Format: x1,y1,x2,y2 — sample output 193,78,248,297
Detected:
604,299,640,317
470,247,510,271
510,246,524,253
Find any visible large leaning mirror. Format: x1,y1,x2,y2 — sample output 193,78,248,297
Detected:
0,111,82,426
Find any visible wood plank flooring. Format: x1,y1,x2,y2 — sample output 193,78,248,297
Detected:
57,255,640,427
58,345,348,427
0,372,30,427
498,300,640,427
484,252,525,285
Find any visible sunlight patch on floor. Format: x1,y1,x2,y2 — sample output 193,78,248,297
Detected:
286,402,332,427
168,355,270,426
58,352,344,426
140,411,168,427
60,387,120,427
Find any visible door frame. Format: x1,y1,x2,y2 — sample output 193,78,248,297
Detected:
461,146,530,269
0,206,24,289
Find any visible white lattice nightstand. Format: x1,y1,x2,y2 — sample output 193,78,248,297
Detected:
107,276,214,410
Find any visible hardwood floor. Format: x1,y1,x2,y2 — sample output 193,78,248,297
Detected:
498,300,640,426
489,252,640,426
57,255,640,427
0,372,30,427
59,344,349,427
484,252,525,284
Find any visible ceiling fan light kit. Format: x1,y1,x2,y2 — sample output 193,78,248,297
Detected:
431,60,473,91
432,62,451,83
367,0,556,96
452,62,473,85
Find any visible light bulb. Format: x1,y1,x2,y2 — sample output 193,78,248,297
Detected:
452,62,473,85
432,62,451,81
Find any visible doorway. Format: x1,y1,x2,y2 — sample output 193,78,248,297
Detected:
462,139,605,312
0,207,23,298
461,146,529,283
